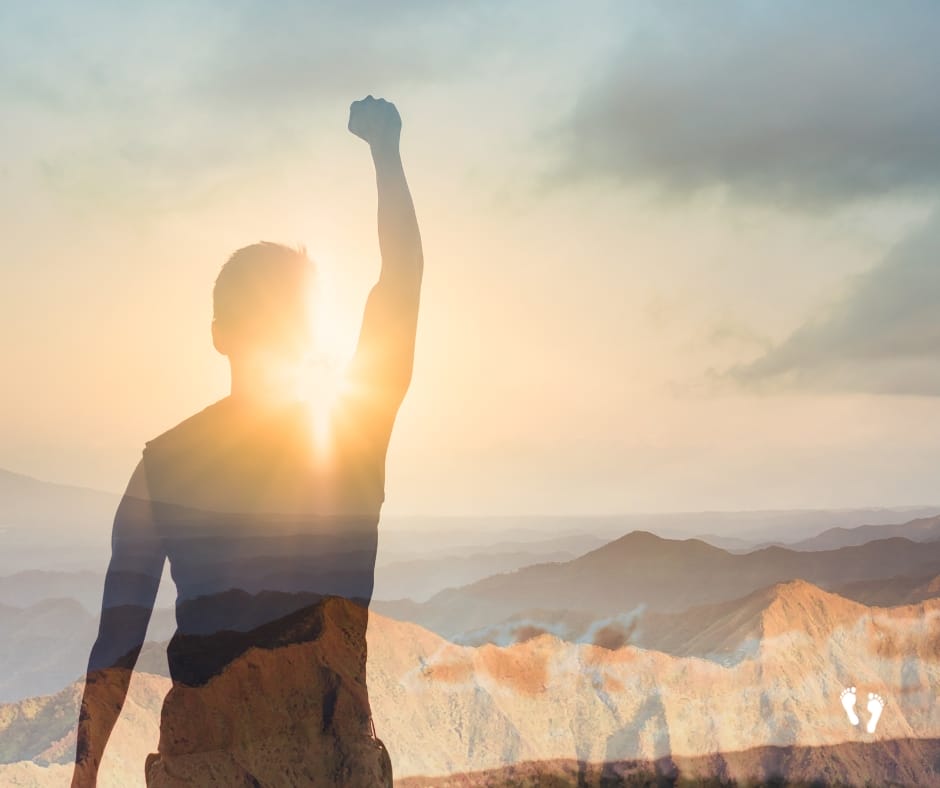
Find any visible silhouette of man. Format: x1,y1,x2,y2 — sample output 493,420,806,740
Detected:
71,96,422,787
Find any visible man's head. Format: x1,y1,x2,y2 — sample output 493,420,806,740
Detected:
212,242,315,362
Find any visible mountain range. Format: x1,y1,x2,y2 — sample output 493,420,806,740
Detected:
785,514,940,551
373,531,940,642
3,525,939,701
0,582,937,786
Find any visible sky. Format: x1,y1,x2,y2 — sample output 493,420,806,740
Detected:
2,1,940,516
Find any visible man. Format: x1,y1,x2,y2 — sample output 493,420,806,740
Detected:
71,96,422,787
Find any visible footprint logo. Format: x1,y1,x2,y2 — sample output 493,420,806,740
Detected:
866,692,885,734
840,686,859,726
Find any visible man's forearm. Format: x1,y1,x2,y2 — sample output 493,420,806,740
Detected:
372,147,423,289
71,534,159,787
347,96,423,399
72,666,134,786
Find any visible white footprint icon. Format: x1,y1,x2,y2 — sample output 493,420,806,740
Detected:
866,692,885,733
840,686,859,726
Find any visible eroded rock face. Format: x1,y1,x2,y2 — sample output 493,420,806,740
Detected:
366,581,940,785
146,596,392,787
144,735,392,788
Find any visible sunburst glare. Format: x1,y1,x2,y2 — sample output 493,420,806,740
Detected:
298,263,352,458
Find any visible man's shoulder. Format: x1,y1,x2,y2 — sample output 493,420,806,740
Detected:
143,398,233,460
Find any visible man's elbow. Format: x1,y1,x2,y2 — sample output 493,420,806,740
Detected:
88,605,152,672
384,363,414,406
88,635,144,674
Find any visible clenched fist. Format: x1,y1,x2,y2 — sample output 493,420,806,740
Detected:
348,95,401,152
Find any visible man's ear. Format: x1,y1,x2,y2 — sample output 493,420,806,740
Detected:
211,320,228,356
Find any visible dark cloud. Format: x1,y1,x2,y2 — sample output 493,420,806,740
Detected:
726,214,940,395
559,2,940,206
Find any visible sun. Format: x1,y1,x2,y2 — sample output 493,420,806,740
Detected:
296,266,353,457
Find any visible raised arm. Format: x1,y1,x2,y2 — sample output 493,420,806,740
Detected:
345,96,423,428
71,460,165,788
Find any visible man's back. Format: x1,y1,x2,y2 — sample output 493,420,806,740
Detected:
141,395,393,785
143,396,386,610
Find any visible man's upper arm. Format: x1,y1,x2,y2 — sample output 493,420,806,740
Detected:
344,276,420,433
106,459,164,598
90,459,165,671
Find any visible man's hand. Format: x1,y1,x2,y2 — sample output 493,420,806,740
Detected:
348,96,401,153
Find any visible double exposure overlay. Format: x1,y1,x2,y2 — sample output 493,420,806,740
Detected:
2,3,940,787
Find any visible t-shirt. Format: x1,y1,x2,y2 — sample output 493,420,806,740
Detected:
140,393,389,686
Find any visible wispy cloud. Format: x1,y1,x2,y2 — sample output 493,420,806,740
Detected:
0,1,505,203
725,213,940,395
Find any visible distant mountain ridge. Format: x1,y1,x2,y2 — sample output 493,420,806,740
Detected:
0,598,96,702
372,549,586,602
374,530,940,640
0,570,108,611
0,468,118,528
0,469,118,574
786,514,940,551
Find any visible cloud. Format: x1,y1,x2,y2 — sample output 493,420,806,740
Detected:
725,213,940,395
558,2,940,206
0,1,505,204
191,1,473,108
0,1,477,111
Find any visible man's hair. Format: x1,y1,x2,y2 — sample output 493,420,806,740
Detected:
213,242,314,349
